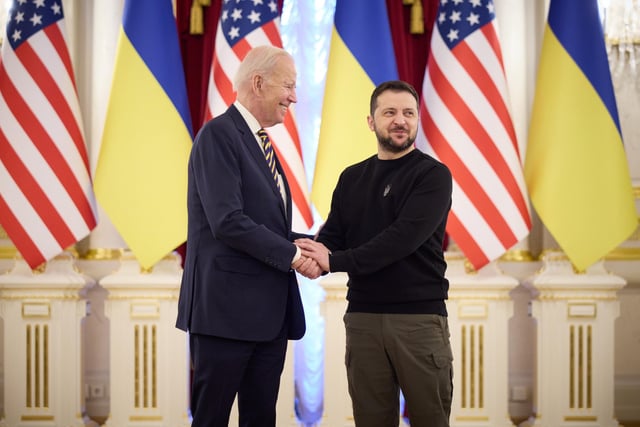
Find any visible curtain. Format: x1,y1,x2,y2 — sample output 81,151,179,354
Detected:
177,0,284,134
386,0,439,92
176,0,221,134
176,1,439,134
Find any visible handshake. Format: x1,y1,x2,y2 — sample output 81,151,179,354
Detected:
291,238,331,280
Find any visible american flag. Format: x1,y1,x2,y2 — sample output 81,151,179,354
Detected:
0,0,97,269
204,0,313,230
416,0,531,270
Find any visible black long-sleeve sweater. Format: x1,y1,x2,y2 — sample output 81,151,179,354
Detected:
317,148,452,315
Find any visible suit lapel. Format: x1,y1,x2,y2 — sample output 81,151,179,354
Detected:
228,106,288,218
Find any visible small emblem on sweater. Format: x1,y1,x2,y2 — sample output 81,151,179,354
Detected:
383,184,391,197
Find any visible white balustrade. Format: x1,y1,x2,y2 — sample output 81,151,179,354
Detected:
446,256,519,427
100,254,188,427
0,253,92,427
525,251,625,427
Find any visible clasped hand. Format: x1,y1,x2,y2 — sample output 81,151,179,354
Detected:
291,238,331,279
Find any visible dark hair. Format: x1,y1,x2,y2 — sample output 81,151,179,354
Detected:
369,80,419,116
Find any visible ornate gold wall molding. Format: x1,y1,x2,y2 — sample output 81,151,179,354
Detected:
0,246,17,259
81,248,125,261
605,246,640,260
499,249,536,262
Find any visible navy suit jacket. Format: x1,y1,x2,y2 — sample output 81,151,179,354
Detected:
176,105,306,341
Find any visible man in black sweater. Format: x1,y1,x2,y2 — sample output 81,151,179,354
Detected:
296,80,453,427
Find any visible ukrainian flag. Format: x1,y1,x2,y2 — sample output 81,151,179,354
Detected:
311,0,398,219
525,0,636,271
94,0,193,269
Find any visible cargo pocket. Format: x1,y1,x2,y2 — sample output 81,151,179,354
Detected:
431,351,453,410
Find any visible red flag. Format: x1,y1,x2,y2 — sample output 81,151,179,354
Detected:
0,0,97,269
416,0,531,270
204,1,313,230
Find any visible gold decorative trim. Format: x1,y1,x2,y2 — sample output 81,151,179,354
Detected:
628,221,640,241
446,249,539,270
158,252,182,262
458,302,488,319
538,245,640,266
134,324,159,410
21,415,54,421
569,324,593,410
461,325,467,408
1,293,82,301
606,38,640,46
44,324,49,408
463,259,477,274
455,416,489,422
130,302,160,319
459,324,484,410
0,248,80,264
25,323,49,409
0,246,17,259
539,249,568,261
27,326,31,406
81,248,125,261
564,416,597,422
444,253,479,274
0,225,8,238
322,292,348,301
23,303,51,319
633,186,640,199
539,250,589,274
605,247,640,261
479,325,484,408
107,294,179,301
81,249,182,274
129,415,163,421
568,303,597,319
538,293,618,302
499,249,536,262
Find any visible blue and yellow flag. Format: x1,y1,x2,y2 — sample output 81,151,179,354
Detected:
525,0,636,271
94,0,193,269
311,0,398,219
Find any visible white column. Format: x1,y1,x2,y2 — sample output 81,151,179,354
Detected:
446,255,518,427
525,251,624,427
100,254,189,427
0,253,92,427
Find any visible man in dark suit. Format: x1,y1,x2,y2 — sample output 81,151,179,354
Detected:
176,46,321,427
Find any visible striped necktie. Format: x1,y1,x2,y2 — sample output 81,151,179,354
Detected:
257,128,280,190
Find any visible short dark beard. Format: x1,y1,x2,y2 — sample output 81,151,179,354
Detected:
377,132,416,154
